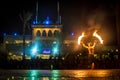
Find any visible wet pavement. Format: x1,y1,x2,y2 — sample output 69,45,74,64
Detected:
0,69,120,80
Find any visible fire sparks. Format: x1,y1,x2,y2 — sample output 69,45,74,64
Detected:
93,30,103,44
78,32,85,45
78,30,103,55
78,30,103,45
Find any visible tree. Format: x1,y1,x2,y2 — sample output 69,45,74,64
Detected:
19,11,32,60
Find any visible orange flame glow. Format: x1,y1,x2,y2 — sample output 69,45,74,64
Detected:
78,32,85,45
93,30,103,44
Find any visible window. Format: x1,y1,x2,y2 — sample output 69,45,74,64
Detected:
36,30,41,37
48,30,52,37
42,30,47,37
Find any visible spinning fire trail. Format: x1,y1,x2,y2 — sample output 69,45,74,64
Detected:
78,30,103,55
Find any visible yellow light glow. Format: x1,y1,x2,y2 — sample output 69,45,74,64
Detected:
93,30,103,44
78,32,85,45
33,28,61,38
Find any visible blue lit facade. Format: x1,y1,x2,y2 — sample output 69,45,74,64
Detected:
31,18,62,58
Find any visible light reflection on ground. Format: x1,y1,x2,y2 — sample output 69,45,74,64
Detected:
0,69,120,80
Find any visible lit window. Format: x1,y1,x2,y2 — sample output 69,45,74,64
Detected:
5,41,9,44
116,49,118,52
53,41,56,44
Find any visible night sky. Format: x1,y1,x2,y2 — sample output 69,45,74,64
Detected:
0,0,119,45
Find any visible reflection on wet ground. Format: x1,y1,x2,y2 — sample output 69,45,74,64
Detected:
0,69,120,80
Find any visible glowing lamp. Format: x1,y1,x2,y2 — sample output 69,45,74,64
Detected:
53,48,58,53
43,16,51,25
43,20,50,25
14,33,17,36
45,21,49,24
71,32,74,36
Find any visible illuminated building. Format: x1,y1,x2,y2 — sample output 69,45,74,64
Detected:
3,34,32,60
3,20,62,59
3,2,62,60
30,1,62,59
30,17,62,59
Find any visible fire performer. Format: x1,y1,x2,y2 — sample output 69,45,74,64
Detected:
82,42,96,55
82,42,96,69
78,30,103,69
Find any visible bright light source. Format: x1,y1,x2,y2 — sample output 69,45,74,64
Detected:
43,20,50,25
71,32,74,36
53,47,59,55
45,21,49,24
53,48,58,53
78,32,85,45
93,30,103,44
29,39,42,57
43,16,51,25
14,33,17,36
32,47,37,53
53,41,57,44
31,46,37,56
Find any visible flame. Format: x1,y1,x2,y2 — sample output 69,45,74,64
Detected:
78,32,85,45
93,30,103,44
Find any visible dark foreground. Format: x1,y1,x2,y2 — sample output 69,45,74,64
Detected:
0,69,120,80
1,58,120,69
